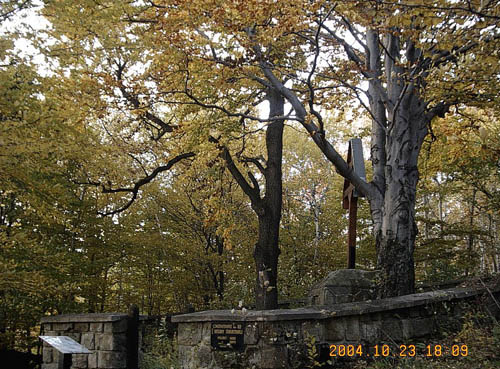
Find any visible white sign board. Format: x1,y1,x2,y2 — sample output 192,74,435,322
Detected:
40,336,91,354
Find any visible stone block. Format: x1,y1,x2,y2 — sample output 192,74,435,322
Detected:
410,318,434,338
82,332,95,350
196,344,213,368
89,323,103,332
309,269,378,305
72,354,88,369
325,287,351,305
329,293,351,304
74,323,89,332
200,322,212,345
361,321,381,343
244,323,259,345
402,320,412,340
177,345,197,369
53,350,61,364
103,319,128,333
42,347,53,363
52,323,73,332
329,286,350,295
260,346,287,369
178,323,202,345
42,364,58,369
345,317,360,341
88,352,98,369
98,351,126,369
245,347,261,368
326,319,346,341
381,319,403,341
409,307,421,318
95,333,127,351
65,332,81,342
301,321,325,342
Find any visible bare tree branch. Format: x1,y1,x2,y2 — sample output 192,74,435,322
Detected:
79,152,195,216
249,33,375,200
241,156,266,176
319,22,391,109
115,60,177,138
209,136,262,206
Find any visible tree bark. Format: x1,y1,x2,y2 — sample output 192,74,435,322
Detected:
253,89,284,309
366,32,429,298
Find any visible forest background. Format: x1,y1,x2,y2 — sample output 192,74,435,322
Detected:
0,0,499,354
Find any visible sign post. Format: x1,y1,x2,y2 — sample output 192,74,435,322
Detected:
342,138,366,269
39,336,90,369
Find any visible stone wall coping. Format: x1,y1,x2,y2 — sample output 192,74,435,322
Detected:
41,313,127,323
172,284,500,323
40,313,150,323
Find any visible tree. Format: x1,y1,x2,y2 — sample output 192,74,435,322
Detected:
239,1,499,297
38,0,292,309
415,107,500,281
0,5,149,347
39,0,500,301
0,56,105,350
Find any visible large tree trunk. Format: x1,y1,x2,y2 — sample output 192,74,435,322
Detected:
254,89,284,310
254,212,280,309
375,170,418,297
367,33,429,298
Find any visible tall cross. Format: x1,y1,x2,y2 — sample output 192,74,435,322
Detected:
342,138,366,269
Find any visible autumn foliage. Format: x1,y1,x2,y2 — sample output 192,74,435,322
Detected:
0,0,499,353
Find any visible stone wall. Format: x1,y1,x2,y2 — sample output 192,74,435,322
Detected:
40,313,139,369
172,284,500,369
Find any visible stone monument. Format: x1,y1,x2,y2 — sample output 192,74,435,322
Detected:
308,269,378,305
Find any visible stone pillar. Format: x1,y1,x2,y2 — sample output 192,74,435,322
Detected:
40,314,129,369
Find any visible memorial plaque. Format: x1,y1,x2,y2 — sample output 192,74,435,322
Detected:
39,336,91,354
210,322,244,350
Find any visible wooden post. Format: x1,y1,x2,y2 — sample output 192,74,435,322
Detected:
127,304,139,369
347,195,358,269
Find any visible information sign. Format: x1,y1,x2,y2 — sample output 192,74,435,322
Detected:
210,322,244,351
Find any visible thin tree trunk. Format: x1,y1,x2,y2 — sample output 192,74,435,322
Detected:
465,189,477,276
423,193,430,240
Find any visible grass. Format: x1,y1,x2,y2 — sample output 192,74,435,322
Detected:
140,322,179,369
